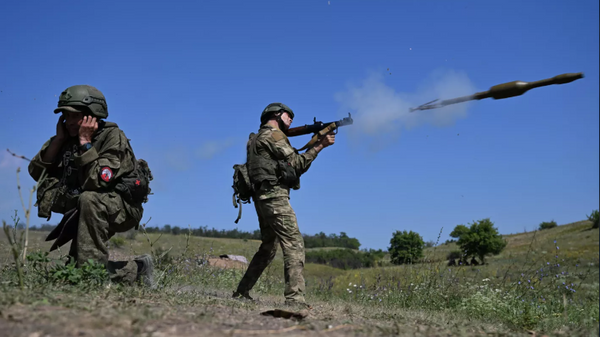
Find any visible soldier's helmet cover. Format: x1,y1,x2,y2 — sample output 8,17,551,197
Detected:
260,103,294,124
54,85,108,119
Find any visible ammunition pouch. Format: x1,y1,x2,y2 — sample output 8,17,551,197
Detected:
276,160,299,189
35,177,61,220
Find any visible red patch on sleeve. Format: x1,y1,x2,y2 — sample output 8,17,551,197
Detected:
100,167,113,182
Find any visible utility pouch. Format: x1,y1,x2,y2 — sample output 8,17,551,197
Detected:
276,160,298,187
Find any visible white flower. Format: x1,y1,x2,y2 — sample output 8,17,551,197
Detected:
482,278,490,282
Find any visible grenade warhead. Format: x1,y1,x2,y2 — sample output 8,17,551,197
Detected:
410,72,584,112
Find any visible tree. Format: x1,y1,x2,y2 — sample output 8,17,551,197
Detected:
538,220,557,230
457,218,507,264
388,230,424,265
450,225,469,239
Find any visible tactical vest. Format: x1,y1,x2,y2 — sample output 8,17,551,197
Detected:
246,128,299,190
247,130,278,189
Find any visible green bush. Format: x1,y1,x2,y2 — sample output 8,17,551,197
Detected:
48,259,108,286
446,250,462,260
538,220,558,230
456,218,507,264
305,248,384,269
587,209,599,229
388,230,424,265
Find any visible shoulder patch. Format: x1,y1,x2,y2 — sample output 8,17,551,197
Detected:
100,167,114,182
271,130,286,142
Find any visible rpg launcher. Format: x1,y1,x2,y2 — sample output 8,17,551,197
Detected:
285,113,354,152
410,72,584,112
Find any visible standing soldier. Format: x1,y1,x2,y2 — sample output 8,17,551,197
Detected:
28,85,154,286
232,103,335,307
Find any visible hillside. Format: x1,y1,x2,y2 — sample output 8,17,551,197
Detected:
0,219,598,336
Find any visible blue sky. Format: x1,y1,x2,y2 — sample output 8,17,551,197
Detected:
0,0,598,250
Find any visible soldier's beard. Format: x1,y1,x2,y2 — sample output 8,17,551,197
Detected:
277,119,289,132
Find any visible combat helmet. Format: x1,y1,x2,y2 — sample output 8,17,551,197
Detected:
54,85,108,119
260,103,294,124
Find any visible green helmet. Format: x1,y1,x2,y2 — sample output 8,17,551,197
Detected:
260,102,294,124
54,85,108,119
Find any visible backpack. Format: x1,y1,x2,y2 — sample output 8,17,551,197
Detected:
232,163,253,224
232,133,257,224
115,140,154,205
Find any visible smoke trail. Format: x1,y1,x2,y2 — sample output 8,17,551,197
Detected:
335,69,477,150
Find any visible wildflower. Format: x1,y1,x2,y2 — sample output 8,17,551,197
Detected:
554,240,556,243
349,282,352,286
557,264,560,267
528,280,531,283
556,246,559,250
530,286,534,290
518,281,521,285
521,273,524,277
547,262,550,265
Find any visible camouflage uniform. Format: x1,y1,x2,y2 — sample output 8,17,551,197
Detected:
235,123,319,304
28,85,150,285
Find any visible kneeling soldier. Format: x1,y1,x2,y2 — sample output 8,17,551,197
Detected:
28,85,153,286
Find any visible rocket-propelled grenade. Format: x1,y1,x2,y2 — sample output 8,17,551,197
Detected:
410,72,584,112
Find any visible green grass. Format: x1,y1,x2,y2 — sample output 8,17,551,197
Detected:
1,219,598,336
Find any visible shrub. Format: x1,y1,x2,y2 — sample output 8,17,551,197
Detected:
587,209,599,229
457,218,507,264
450,225,469,239
539,220,557,230
446,250,462,260
388,230,424,265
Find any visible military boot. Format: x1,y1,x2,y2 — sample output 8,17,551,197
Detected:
134,254,155,288
232,290,254,301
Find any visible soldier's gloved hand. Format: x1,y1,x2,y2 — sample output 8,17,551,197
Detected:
319,132,336,148
79,116,98,145
56,115,67,141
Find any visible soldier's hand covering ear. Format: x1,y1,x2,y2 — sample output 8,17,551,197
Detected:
56,115,67,141
79,116,98,145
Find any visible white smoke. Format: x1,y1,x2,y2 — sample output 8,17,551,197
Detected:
335,69,477,150
195,138,235,160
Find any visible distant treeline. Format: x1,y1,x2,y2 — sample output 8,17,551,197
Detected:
30,224,361,249
305,248,386,269
303,232,360,250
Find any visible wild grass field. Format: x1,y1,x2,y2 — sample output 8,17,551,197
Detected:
1,217,598,337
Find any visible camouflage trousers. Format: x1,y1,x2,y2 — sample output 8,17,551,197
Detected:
235,196,306,302
48,190,140,284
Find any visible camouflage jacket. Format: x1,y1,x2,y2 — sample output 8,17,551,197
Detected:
248,124,319,200
29,121,141,219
